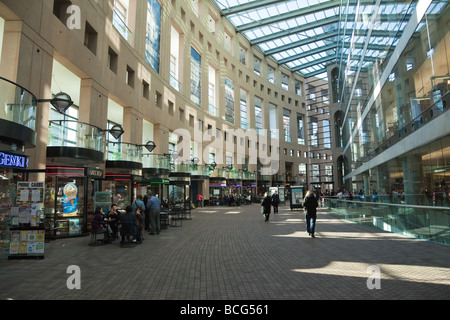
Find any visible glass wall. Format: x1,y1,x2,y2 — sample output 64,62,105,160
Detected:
341,2,449,167
338,2,450,208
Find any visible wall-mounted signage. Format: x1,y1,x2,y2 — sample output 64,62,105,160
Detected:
0,151,28,169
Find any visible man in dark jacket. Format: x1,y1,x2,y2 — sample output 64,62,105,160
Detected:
271,191,280,214
261,192,272,222
303,191,319,238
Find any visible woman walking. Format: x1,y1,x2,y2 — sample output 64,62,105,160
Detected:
261,192,272,222
303,190,319,238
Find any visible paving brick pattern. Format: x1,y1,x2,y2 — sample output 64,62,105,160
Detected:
0,204,449,301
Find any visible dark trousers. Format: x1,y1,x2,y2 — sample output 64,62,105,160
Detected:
306,214,316,235
144,209,150,230
273,204,279,213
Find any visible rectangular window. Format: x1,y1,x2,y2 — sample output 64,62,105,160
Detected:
269,104,277,139
208,66,217,117
295,80,302,96
310,116,318,147
268,66,274,84
255,97,263,135
254,57,261,75
312,164,320,183
281,73,289,91
240,89,248,130
225,78,234,124
170,25,181,92
323,119,332,149
190,47,201,107
145,0,161,73
283,109,291,142
297,113,305,145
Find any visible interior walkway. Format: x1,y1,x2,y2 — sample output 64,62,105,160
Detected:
0,204,449,302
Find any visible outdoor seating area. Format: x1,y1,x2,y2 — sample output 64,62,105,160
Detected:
88,208,190,247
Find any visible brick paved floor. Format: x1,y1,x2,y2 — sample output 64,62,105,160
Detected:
0,204,449,302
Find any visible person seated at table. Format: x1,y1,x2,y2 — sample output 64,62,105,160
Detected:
92,207,111,243
119,205,136,245
106,203,120,240
161,199,169,211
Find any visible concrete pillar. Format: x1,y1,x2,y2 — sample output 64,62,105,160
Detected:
79,79,108,129
154,124,169,155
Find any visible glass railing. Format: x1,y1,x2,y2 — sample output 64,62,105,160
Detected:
191,165,211,177
0,77,37,130
242,172,256,180
227,171,242,180
112,10,132,43
169,74,181,93
142,154,170,170
324,197,450,245
47,120,105,152
170,161,191,174
107,141,141,163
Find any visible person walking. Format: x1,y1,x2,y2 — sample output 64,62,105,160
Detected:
303,190,319,238
271,190,280,214
261,192,272,222
196,193,204,208
146,192,161,235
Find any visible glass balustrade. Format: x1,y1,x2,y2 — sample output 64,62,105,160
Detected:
191,164,210,177
142,154,170,170
0,77,37,131
106,141,141,163
324,198,450,245
47,120,105,152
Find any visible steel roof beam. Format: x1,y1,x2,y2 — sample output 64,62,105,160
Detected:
265,31,339,56
292,56,336,72
220,0,290,16
250,16,340,45
235,0,342,33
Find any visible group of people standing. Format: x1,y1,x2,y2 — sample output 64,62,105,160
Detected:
260,189,319,238
92,192,163,246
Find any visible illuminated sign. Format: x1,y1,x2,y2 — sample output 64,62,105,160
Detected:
0,152,28,169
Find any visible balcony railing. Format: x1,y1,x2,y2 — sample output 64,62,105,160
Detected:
112,10,132,43
324,197,450,245
47,120,104,152
142,154,170,171
107,141,141,163
0,77,37,131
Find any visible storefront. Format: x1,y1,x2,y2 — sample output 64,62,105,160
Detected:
44,166,104,238
105,142,143,209
169,162,191,212
141,154,171,201
0,77,40,259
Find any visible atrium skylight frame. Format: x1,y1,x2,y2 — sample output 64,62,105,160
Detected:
212,0,446,78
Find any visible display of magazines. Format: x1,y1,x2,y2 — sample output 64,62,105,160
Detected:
9,182,45,259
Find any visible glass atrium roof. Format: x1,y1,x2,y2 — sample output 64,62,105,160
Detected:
211,0,448,78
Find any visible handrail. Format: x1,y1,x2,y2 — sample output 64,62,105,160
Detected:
48,119,103,131
0,76,38,101
323,197,450,212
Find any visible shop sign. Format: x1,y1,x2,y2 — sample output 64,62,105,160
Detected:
87,168,103,178
0,151,28,169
